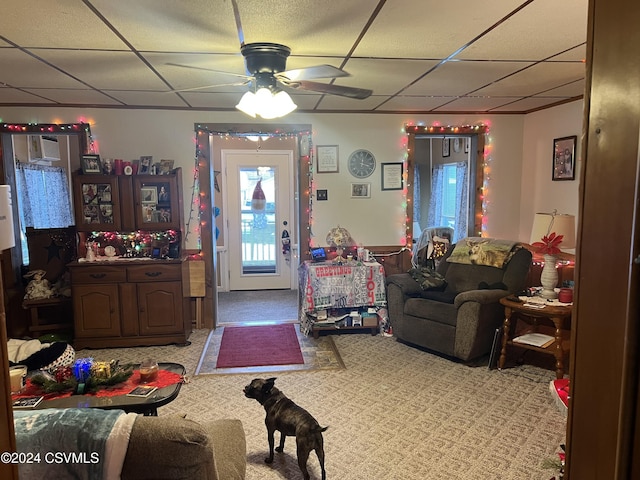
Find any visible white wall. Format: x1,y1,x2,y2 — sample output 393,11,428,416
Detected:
519,101,583,248
1,105,581,251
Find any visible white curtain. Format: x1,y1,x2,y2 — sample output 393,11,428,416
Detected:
427,162,469,243
15,163,73,228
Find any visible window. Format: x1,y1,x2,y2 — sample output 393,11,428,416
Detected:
15,163,74,264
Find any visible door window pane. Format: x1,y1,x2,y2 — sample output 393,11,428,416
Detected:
240,167,276,274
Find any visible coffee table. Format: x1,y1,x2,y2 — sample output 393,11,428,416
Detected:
29,362,185,416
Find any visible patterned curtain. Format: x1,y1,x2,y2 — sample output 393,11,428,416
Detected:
15,163,74,229
453,161,469,243
426,164,444,228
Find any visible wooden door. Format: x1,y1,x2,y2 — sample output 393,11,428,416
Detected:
136,282,183,335
72,284,121,338
565,0,640,478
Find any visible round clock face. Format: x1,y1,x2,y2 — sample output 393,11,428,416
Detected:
348,149,376,178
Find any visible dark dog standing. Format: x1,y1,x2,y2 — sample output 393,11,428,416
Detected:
244,377,327,480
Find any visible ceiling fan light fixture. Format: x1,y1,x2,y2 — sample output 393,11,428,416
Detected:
235,87,297,119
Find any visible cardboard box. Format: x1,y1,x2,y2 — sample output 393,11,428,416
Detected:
182,260,206,297
362,313,379,327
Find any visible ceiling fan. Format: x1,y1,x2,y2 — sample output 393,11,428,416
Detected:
167,42,372,117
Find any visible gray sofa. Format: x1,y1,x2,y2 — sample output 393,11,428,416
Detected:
386,242,532,362
122,414,247,480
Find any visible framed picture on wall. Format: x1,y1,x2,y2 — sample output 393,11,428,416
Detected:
442,138,450,157
316,145,339,173
381,163,403,190
81,155,102,174
351,183,370,198
552,135,577,181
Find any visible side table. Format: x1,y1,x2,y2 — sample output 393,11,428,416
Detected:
498,297,572,379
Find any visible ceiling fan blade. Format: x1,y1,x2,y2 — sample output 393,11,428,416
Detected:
276,64,350,81
165,62,251,80
166,80,250,93
286,80,372,99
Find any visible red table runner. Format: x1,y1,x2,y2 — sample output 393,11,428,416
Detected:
13,369,183,400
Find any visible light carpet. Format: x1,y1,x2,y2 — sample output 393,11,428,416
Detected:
215,324,304,368
197,323,345,375
77,330,566,480
217,289,298,324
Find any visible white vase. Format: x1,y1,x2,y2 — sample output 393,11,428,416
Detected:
540,254,558,299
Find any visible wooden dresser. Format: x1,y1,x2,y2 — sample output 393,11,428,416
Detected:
69,259,189,349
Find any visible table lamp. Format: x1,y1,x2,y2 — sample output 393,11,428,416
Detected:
530,211,576,299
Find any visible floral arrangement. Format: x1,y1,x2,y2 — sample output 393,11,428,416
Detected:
542,444,565,479
30,358,133,395
532,232,564,255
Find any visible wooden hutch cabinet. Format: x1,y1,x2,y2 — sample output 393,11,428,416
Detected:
69,168,188,349
69,261,189,349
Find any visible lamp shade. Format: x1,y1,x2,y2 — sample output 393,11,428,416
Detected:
530,212,576,249
0,185,15,251
236,88,297,119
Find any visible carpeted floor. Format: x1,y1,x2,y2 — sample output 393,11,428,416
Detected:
77,329,566,480
197,323,345,375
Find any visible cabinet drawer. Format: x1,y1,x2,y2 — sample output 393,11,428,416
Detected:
71,266,127,284
127,264,181,282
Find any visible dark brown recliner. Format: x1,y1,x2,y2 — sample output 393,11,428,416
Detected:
386,241,532,362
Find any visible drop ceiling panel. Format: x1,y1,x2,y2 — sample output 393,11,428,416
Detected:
34,50,170,90
376,95,459,112
0,50,89,89
0,2,126,49
90,0,240,53
403,60,535,96
475,62,585,97
22,88,123,105
490,96,569,112
311,94,390,111
353,0,527,58
103,90,187,107
433,96,522,112
457,0,588,60
237,0,379,56
0,88,56,104
336,58,440,95
534,79,585,98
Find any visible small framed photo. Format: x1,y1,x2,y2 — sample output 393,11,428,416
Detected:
139,156,152,174
82,154,102,174
316,145,339,173
464,137,470,153
141,186,158,204
553,135,577,181
159,159,175,175
442,138,450,158
351,183,370,198
381,163,403,191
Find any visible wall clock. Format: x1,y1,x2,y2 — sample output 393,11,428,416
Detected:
348,149,376,178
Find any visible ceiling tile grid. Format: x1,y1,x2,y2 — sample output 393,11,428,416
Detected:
0,0,588,114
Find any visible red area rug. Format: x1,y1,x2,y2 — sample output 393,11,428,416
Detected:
216,324,304,368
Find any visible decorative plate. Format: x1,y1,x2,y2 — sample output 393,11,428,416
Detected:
348,149,376,178
104,245,116,257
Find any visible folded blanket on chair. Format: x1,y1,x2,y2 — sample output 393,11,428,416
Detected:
446,237,519,268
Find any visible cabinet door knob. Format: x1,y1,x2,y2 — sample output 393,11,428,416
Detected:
145,271,162,277
90,273,106,279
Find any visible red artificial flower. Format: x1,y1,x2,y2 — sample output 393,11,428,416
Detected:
532,231,564,255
